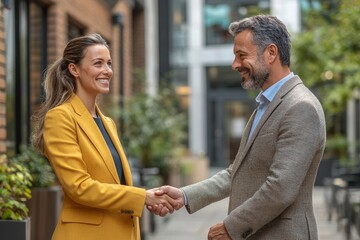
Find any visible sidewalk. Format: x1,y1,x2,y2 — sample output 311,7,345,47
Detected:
144,187,352,240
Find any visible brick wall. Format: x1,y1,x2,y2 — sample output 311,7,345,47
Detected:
113,1,133,98
45,0,134,106
47,0,114,62
0,5,6,154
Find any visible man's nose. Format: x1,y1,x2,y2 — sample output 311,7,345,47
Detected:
232,60,240,71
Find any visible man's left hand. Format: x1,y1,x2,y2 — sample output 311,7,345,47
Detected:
208,222,231,240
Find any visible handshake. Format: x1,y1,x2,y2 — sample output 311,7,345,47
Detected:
144,185,232,239
145,185,184,217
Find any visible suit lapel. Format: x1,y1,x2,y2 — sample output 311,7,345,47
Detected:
70,94,120,184
231,108,257,172
232,76,303,174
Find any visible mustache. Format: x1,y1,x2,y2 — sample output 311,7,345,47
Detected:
237,67,248,73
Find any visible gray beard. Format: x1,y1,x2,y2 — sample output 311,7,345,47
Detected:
241,68,269,90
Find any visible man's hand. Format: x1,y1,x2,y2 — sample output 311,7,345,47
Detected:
208,222,231,240
147,185,185,216
145,189,179,216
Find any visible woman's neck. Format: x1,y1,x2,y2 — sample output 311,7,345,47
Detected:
76,91,97,117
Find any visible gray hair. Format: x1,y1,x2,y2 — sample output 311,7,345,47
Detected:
228,15,291,67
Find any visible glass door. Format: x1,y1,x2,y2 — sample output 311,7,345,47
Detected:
208,96,254,167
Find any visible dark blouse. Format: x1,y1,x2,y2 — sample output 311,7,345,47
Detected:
93,116,126,185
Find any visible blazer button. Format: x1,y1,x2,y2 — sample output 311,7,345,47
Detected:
242,229,252,239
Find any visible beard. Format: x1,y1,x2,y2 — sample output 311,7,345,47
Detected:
241,58,270,90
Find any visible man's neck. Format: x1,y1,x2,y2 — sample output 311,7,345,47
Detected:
261,66,291,91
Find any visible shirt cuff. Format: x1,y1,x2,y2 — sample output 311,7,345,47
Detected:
181,188,188,206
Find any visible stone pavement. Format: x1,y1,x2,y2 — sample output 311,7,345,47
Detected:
144,186,357,240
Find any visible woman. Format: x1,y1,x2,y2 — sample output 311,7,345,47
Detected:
31,33,176,240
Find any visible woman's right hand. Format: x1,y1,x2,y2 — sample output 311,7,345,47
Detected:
145,189,180,216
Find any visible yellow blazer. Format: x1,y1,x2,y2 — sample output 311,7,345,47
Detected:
43,94,146,240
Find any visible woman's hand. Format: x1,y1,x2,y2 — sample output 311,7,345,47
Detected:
145,189,179,216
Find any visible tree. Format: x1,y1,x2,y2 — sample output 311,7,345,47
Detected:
292,0,360,166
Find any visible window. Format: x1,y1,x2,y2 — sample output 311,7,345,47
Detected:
68,17,85,41
5,0,31,155
169,0,188,66
169,1,189,146
204,0,270,45
29,2,47,115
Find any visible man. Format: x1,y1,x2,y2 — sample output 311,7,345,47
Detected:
150,15,326,240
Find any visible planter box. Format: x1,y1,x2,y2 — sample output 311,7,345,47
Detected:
27,185,63,240
169,155,209,187
0,218,31,240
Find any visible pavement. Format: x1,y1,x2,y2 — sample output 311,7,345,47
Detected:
142,170,360,240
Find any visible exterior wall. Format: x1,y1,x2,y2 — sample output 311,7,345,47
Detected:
47,0,113,60
132,9,145,70
144,0,158,96
271,0,300,33
113,0,133,98
46,0,132,100
187,0,206,156
0,4,6,154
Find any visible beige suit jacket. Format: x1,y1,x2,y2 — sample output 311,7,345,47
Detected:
182,76,326,239
43,94,146,240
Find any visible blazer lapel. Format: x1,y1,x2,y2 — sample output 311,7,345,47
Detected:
97,108,133,186
70,94,120,184
231,108,257,172
232,76,303,174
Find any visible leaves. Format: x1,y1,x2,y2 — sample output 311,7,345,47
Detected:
10,145,56,188
119,86,187,169
293,0,360,114
292,0,360,164
0,155,32,220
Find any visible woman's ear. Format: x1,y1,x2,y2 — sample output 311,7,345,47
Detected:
68,63,79,78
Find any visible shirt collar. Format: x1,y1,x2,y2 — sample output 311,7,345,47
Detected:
256,72,294,104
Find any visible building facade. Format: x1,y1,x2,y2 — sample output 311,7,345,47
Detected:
0,2,5,154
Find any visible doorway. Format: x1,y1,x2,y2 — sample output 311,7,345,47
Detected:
207,92,255,167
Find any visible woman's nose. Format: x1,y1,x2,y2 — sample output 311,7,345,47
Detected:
104,64,112,72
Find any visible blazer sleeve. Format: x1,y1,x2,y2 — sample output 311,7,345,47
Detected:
224,99,325,237
43,107,146,217
181,167,232,213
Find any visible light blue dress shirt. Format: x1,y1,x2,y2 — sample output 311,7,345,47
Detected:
248,72,294,141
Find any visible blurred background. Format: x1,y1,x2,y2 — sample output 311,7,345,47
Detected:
0,0,360,239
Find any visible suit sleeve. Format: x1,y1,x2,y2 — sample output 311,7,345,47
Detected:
181,167,232,213
224,100,325,238
43,107,146,217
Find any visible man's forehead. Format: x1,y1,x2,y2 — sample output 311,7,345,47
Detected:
233,30,255,53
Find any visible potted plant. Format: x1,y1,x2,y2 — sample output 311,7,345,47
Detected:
116,83,187,187
10,145,62,240
0,154,32,240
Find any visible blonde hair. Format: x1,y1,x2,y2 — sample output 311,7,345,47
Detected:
31,33,109,154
